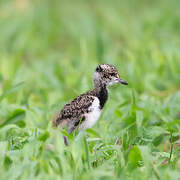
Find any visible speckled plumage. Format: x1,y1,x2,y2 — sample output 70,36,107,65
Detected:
53,64,128,145
53,86,108,128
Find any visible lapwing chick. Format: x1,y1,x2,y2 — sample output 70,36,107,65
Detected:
53,64,128,145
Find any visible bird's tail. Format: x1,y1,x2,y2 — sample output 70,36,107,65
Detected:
52,115,61,127
52,115,70,128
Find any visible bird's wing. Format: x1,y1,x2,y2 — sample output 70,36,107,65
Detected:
53,94,96,128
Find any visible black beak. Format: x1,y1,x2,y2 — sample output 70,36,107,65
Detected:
118,78,128,85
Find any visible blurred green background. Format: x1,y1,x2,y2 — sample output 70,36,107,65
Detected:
0,0,180,179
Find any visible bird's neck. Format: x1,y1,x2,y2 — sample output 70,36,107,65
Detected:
93,83,108,109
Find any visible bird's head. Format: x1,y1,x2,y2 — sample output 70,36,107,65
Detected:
93,64,128,88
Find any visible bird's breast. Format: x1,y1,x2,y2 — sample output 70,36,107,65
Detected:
80,97,101,130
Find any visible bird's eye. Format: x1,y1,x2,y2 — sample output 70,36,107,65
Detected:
110,73,115,76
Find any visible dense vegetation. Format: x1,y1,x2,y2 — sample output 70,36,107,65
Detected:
0,0,180,179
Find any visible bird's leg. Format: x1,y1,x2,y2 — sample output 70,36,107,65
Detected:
63,126,75,146
63,135,69,146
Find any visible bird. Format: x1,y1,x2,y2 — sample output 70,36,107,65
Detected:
53,64,128,145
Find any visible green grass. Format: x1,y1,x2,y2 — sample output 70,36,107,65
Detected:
0,0,180,179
